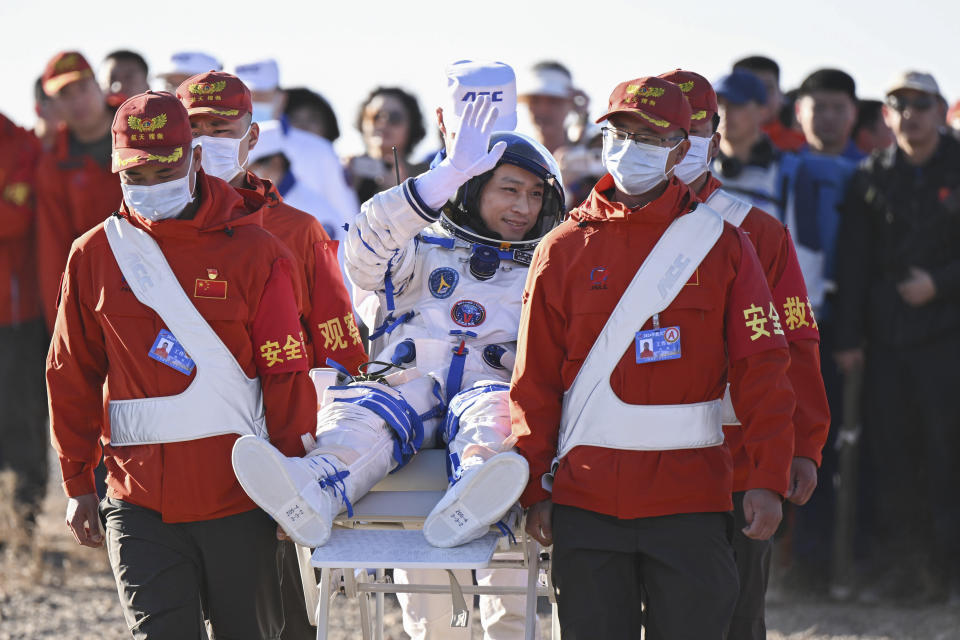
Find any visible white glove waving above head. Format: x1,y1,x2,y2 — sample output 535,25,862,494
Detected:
416,96,508,210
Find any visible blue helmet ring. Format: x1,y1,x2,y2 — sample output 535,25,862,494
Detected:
442,132,565,251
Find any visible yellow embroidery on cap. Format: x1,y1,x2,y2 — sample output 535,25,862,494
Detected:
128,114,168,133
188,81,227,96
114,152,142,167
55,54,80,72
691,110,708,120
146,147,183,164
678,81,695,93
638,112,671,128
205,108,240,117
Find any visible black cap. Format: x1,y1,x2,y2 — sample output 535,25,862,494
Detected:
798,69,857,101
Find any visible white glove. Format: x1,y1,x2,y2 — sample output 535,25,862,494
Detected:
447,96,508,176
415,96,508,210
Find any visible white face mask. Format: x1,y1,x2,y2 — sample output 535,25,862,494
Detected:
251,100,277,124
602,132,680,196
121,153,196,222
674,135,712,184
196,125,251,182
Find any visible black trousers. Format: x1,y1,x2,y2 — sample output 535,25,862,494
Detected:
551,504,739,640
861,337,960,581
101,498,284,640
0,320,49,529
727,491,772,640
278,539,316,640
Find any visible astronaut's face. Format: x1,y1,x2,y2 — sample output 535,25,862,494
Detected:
477,164,543,241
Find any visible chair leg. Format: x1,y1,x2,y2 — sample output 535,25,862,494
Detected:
297,544,321,627
315,567,332,640
375,568,385,640
524,540,539,640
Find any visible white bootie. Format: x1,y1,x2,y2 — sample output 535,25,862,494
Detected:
232,435,345,547
422,451,529,548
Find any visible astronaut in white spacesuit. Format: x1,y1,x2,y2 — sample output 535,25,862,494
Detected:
231,94,563,637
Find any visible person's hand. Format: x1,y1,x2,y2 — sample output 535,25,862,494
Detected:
65,493,104,548
446,96,507,178
834,348,864,374
741,488,782,540
525,499,553,547
785,457,818,505
277,525,291,541
897,266,936,307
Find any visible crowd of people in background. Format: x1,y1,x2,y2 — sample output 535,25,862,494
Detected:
2,45,960,639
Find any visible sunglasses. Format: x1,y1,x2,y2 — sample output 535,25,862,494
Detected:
886,94,936,113
372,110,407,126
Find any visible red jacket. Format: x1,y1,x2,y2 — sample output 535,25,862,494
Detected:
239,172,367,373
764,121,806,153
36,127,122,331
47,173,317,522
0,114,42,326
699,174,830,491
511,175,795,519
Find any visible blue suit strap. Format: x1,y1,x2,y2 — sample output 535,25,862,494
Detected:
441,382,510,483
329,384,424,469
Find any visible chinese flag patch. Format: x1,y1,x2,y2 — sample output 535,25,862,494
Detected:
195,277,228,299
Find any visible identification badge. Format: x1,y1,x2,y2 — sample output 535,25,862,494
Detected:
635,326,682,364
148,329,195,375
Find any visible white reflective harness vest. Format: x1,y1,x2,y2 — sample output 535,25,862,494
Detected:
556,205,725,459
704,188,755,426
104,216,267,446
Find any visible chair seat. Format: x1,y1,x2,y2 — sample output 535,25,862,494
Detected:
310,529,500,569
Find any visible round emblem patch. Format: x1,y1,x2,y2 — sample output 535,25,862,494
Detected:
664,327,680,343
451,299,486,327
429,267,459,299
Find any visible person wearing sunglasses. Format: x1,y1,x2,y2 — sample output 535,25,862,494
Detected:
345,86,430,204
834,70,960,604
512,75,795,639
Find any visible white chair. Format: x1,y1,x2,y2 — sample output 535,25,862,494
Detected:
295,448,557,640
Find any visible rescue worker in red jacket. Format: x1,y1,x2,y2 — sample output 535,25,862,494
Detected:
46,91,317,639
176,71,367,373
0,113,48,539
34,51,121,330
660,68,830,640
511,76,795,639
176,70,368,640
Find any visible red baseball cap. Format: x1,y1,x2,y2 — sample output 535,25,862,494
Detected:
658,69,718,126
176,71,252,121
42,51,94,96
111,91,193,173
596,76,692,135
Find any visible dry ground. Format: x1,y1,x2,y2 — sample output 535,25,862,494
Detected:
1,468,958,639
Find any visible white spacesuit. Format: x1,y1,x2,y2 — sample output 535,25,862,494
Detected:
233,96,562,638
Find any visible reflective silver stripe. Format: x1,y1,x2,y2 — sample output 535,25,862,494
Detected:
104,216,265,446
558,205,725,457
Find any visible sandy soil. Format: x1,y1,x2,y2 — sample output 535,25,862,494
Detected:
2,469,958,639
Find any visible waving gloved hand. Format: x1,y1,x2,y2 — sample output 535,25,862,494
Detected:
446,96,508,176
415,96,508,210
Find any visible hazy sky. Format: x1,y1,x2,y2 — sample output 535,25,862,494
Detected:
4,0,957,156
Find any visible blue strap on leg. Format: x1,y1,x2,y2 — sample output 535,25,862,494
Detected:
306,455,354,518
440,382,510,484
329,384,424,469
495,520,517,545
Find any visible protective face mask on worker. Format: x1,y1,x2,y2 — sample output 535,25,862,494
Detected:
673,135,712,184
195,125,251,182
602,134,680,195
121,153,196,222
